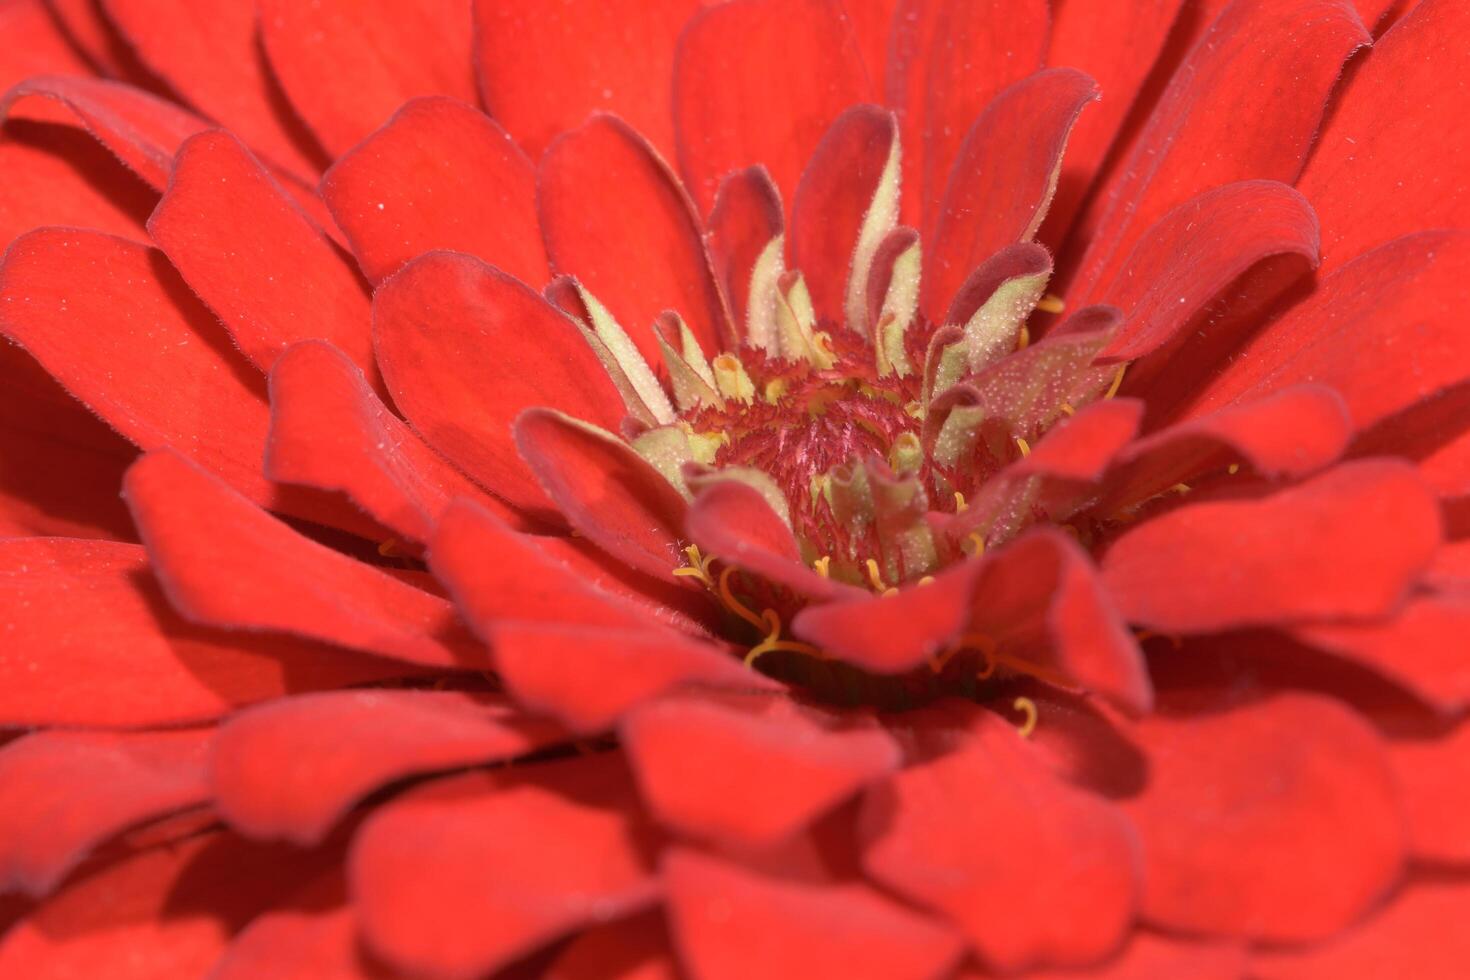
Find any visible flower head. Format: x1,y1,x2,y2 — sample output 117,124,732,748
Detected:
1,0,1469,977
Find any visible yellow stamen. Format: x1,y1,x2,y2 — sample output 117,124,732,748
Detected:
378,538,403,558
865,559,887,593
744,608,824,667
717,566,768,633
1016,325,1030,350
1015,436,1031,457
917,575,935,586
1012,696,1038,738
1227,463,1240,475
672,544,715,588
1060,401,1076,416
1035,293,1066,314
812,555,832,578
954,491,968,513
1171,482,1192,495
1105,364,1128,400
964,532,987,556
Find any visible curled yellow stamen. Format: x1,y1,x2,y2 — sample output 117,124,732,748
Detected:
1015,437,1031,457
1012,696,1038,738
1036,293,1066,314
1227,463,1240,475
812,555,832,578
744,608,824,667
865,559,887,593
1016,326,1030,350
717,566,769,633
672,544,716,588
378,538,403,558
1170,482,1192,496
918,575,935,587
1060,401,1076,416
964,532,987,556
1105,364,1128,400
954,491,969,513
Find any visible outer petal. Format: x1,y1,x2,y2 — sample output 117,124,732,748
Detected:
665,848,964,980
0,0,89,92
148,130,374,378
1014,398,1143,483
321,96,546,286
211,690,566,845
927,69,1098,317
1387,722,1470,863
673,0,870,213
0,227,360,530
861,714,1141,971
1102,460,1440,633
707,166,785,339
1124,694,1404,941
210,875,372,980
515,409,689,582
0,729,210,895
486,624,765,734
123,449,480,669
351,759,660,980
258,0,476,157
0,832,334,979
1096,181,1320,361
1,76,208,189
1069,0,1368,302
1297,0,1470,273
266,341,511,544
1187,231,1470,433
547,913,679,980
473,0,701,161
98,0,322,175
0,120,154,245
539,115,731,360
1255,881,1470,979
622,695,899,849
372,251,625,513
1026,934,1246,980
0,538,415,727
1043,0,1185,247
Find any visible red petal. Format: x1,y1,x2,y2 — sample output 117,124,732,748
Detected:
320,96,546,286
0,538,413,727
1187,231,1470,433
686,479,848,601
1255,880,1470,979
789,105,896,328
1388,722,1470,864
352,759,659,979
258,0,476,158
861,714,1141,971
0,227,368,530
665,848,964,980
1097,181,1320,361
487,623,764,733
1069,0,1368,303
1,76,208,189
622,695,899,848
213,690,567,845
546,912,678,980
149,130,373,378
515,408,688,582
0,729,210,895
707,166,784,338
1102,460,1441,633
98,0,321,176
123,449,479,669
971,529,1152,715
473,0,701,162
1124,694,1403,941
267,340,511,544
428,500,657,635
1025,933,1246,980
1095,384,1352,514
540,114,730,360
888,0,1048,235
0,119,154,246
1298,0,1470,274
0,0,89,92
1291,595,1470,715
1014,398,1143,483
0,831,334,978
373,251,624,513
1042,0,1185,249
842,0,901,84
673,0,870,214
792,558,984,672
0,343,136,540
927,68,1098,318
210,874,370,980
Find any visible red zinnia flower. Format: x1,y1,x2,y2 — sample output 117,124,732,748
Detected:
1,0,1469,976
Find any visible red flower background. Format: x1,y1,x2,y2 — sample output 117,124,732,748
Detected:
1,0,1469,976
